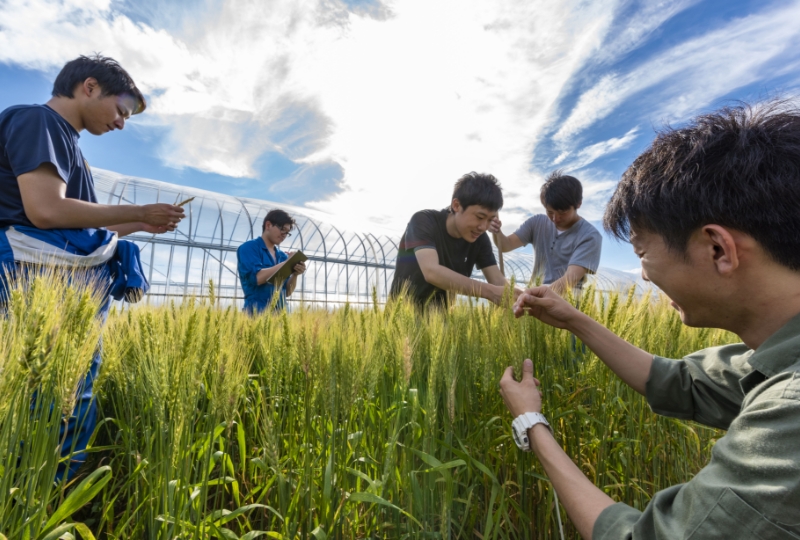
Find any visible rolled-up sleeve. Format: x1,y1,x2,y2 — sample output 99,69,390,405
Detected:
645,345,752,430
594,376,800,539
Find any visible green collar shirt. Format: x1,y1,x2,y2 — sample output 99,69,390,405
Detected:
594,312,800,539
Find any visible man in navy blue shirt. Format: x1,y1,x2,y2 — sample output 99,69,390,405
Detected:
0,54,185,479
238,209,307,313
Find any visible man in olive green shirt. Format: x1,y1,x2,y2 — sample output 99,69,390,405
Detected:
500,100,800,539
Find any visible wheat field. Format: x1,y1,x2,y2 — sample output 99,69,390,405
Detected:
0,271,735,539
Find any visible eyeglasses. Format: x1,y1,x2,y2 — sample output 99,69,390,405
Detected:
275,227,292,237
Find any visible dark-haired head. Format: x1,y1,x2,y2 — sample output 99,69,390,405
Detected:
451,172,503,212
540,171,582,211
52,54,146,115
263,209,296,232
603,99,800,270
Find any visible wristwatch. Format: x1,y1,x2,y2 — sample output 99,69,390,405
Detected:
511,412,551,452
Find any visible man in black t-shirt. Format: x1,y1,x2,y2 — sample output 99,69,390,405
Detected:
390,172,521,308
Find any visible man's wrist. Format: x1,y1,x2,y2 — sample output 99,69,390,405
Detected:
562,308,589,334
528,422,555,454
487,283,503,303
132,205,146,222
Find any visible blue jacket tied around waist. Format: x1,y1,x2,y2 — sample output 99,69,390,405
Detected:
0,225,149,302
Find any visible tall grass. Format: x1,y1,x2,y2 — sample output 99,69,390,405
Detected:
0,275,735,539
0,268,110,540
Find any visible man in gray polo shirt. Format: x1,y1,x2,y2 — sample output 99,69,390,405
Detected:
490,171,602,294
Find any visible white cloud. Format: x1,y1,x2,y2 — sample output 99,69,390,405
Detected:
1,0,799,240
554,1,800,142
556,127,640,171
593,0,700,64
0,0,630,234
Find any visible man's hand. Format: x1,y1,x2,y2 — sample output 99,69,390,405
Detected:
141,203,185,228
141,221,178,234
109,221,178,237
513,286,581,329
499,359,543,417
501,357,617,540
485,283,505,305
489,217,502,234
292,261,306,275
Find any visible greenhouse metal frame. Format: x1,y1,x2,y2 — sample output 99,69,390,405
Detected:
95,169,536,309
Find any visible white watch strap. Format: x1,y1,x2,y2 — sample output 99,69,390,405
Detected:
511,412,551,451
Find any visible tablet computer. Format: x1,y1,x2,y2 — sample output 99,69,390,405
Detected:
268,251,308,285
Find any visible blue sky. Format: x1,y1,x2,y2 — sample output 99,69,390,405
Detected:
1,0,799,272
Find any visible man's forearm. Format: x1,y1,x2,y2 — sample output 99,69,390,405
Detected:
551,266,588,296
425,265,499,302
31,199,145,229
107,222,145,237
255,263,285,286
550,277,568,296
494,231,512,253
568,312,653,395
529,425,615,539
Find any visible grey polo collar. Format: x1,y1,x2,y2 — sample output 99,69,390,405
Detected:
553,218,584,239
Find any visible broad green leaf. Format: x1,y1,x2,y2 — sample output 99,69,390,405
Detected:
214,504,281,526
427,459,465,472
241,532,282,540
347,492,421,528
408,447,443,468
72,524,96,540
38,523,77,540
41,467,112,536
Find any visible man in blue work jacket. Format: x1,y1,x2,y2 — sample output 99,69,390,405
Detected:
237,209,307,314
0,54,185,479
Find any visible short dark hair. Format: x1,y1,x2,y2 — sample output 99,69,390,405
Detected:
540,171,582,210
604,99,800,270
52,54,146,115
451,172,503,212
262,209,296,232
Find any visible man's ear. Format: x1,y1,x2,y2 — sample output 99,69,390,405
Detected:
451,198,462,213
574,202,582,211
82,77,99,97
702,225,739,275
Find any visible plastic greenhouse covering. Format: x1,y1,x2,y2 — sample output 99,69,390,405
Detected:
95,169,539,308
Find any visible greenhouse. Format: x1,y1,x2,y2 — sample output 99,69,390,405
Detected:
95,169,540,308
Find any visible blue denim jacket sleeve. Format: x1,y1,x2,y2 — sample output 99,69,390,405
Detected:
237,242,260,294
